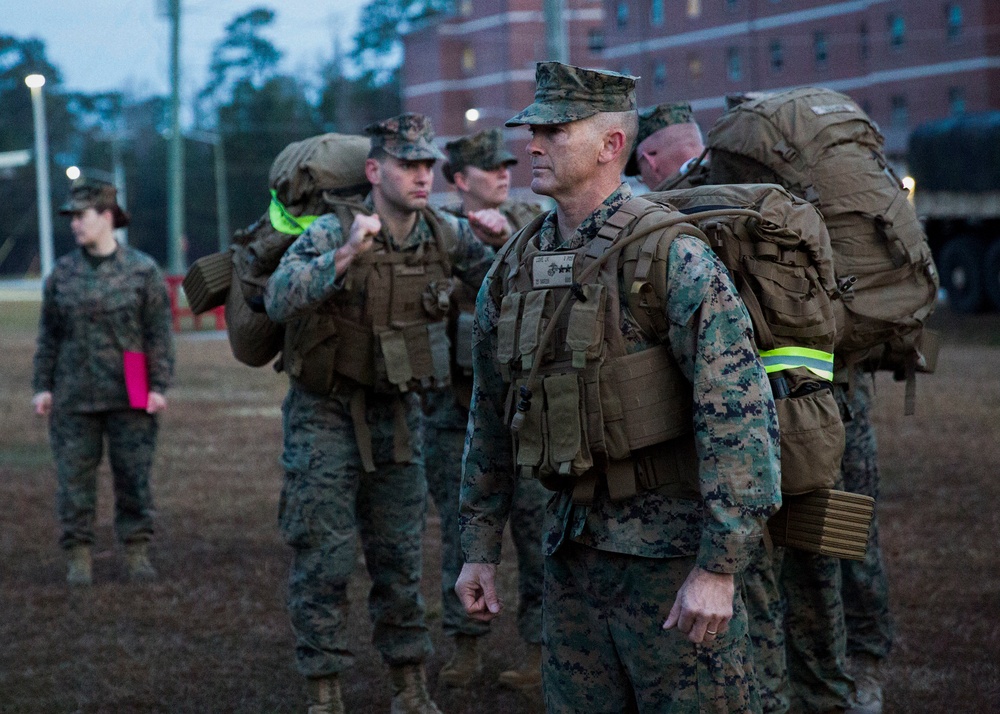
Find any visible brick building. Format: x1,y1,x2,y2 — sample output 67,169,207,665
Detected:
404,0,998,179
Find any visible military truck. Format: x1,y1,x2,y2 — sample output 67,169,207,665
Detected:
908,112,1000,313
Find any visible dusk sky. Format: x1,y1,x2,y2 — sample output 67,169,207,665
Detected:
3,0,370,98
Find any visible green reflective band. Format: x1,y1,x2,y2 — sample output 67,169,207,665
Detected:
759,346,834,381
269,189,320,236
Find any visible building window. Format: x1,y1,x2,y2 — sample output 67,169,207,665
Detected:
688,54,702,80
654,61,667,87
888,14,905,49
588,29,605,53
859,23,869,60
726,0,739,10
946,4,963,41
651,0,665,26
727,47,742,81
687,0,702,18
949,86,966,115
890,95,908,127
462,47,476,73
459,0,473,16
617,1,629,28
770,40,784,73
814,31,828,68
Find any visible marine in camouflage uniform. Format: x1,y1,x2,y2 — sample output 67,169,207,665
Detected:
264,113,494,714
427,127,548,688
32,177,174,585
625,102,711,192
455,62,782,712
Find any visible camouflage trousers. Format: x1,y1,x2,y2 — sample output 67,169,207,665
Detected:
424,396,546,643
742,541,790,714
278,385,432,678
839,373,894,661
49,408,157,548
543,542,760,714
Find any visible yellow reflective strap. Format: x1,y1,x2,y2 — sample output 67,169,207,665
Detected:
269,189,320,236
759,346,834,381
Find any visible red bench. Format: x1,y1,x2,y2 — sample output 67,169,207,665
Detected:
165,275,226,332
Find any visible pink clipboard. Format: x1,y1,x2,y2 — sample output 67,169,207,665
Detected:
123,351,149,410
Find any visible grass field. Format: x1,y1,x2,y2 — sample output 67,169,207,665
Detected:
1,301,998,713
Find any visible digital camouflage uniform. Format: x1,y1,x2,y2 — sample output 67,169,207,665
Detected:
459,62,782,712
33,242,174,548
264,115,494,679
838,370,893,662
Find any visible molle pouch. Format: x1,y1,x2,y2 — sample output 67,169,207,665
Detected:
512,379,546,472
543,373,592,477
496,293,523,381
518,289,554,370
422,279,454,320
378,328,413,392
286,314,339,395
775,382,845,495
565,285,607,368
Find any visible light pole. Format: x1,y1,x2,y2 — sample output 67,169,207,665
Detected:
25,74,54,279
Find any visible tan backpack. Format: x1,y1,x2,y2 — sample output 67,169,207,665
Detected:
706,87,939,407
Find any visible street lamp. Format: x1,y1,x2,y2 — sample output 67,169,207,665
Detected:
25,73,54,279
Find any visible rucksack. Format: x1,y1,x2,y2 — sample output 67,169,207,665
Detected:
640,184,845,495
225,133,372,367
705,87,939,408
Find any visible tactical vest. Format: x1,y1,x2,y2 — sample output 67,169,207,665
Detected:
494,203,711,504
283,202,456,397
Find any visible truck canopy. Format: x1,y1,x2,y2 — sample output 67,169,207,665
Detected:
909,112,1000,193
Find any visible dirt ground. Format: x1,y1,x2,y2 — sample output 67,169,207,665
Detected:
1,301,998,713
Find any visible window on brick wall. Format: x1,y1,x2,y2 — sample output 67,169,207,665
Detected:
651,0,664,26
890,95,908,127
949,86,966,115
654,61,667,87
946,4,963,41
770,40,783,73
859,23,869,60
688,55,702,80
727,48,742,81
459,0,473,17
588,29,605,52
462,47,476,74
687,0,702,18
814,31,828,69
617,1,629,28
726,0,739,10
888,14,905,49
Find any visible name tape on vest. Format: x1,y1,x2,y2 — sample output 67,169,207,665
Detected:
533,254,576,288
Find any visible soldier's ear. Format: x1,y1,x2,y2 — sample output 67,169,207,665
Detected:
598,127,628,167
453,170,470,193
365,158,381,186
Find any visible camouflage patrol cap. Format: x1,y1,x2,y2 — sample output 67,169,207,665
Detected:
505,61,638,127
58,177,130,228
442,129,517,183
364,112,446,161
624,101,697,177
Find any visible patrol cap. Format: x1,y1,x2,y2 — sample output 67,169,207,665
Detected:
625,102,696,177
58,177,130,228
442,129,517,183
364,112,446,161
505,61,638,127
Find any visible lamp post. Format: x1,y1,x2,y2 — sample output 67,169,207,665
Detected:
25,74,54,279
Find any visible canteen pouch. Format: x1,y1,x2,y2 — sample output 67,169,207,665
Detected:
774,385,845,495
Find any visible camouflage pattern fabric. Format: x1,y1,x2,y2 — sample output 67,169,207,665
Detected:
58,176,130,228
424,390,545,643
544,544,760,713
33,246,174,412
460,183,782,707
444,128,517,174
50,409,158,548
279,385,432,676
741,541,790,714
506,62,637,127
637,101,695,146
440,200,543,236
264,192,494,677
838,371,894,661
364,112,446,161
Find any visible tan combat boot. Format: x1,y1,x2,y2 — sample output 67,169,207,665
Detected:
389,664,442,714
125,542,158,581
498,643,542,690
438,633,482,687
66,544,93,586
307,674,345,714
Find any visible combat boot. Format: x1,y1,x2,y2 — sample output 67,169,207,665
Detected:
846,653,884,714
125,542,158,581
389,664,442,714
307,674,345,714
66,544,93,586
498,642,542,690
438,633,482,687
